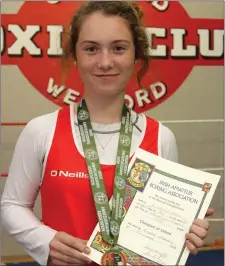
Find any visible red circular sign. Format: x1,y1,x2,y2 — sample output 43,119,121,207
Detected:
2,1,223,113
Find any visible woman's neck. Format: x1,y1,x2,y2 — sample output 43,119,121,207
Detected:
81,92,125,124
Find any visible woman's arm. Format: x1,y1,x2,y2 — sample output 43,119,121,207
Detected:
1,116,58,265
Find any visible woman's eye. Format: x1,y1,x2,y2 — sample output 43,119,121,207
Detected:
113,46,126,53
85,46,98,53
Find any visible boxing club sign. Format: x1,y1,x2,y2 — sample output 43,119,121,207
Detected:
1,1,224,113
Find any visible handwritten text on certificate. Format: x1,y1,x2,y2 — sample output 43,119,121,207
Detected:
120,168,207,265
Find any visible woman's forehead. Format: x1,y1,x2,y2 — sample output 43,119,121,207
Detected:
78,13,133,41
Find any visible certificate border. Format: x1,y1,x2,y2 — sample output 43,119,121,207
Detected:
90,158,209,266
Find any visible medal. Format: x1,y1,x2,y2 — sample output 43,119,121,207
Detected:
101,248,127,266
77,98,133,262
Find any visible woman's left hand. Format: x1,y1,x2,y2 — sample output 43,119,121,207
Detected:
185,208,214,255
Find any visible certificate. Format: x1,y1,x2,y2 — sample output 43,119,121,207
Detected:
85,148,220,266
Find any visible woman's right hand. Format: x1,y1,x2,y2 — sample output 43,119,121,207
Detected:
48,232,92,265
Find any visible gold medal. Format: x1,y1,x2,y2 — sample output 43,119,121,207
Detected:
101,248,127,266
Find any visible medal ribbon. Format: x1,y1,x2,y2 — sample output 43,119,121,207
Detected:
77,98,133,245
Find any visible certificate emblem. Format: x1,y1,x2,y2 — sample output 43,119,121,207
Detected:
202,182,212,192
101,248,127,266
127,160,154,192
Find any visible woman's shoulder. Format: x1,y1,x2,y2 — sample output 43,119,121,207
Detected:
142,113,175,140
25,109,59,133
142,113,178,162
18,109,60,156
158,122,178,163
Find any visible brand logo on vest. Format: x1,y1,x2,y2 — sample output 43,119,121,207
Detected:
1,1,223,113
51,170,89,178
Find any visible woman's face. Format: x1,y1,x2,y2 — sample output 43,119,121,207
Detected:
75,12,135,97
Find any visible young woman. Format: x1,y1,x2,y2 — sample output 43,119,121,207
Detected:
1,2,213,266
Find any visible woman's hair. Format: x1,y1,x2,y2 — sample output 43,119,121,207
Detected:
62,1,151,88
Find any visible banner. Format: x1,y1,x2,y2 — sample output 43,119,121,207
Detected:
1,1,224,113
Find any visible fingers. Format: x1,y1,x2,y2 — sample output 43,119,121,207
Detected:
50,239,92,264
192,219,209,231
80,239,88,245
185,218,209,255
185,240,198,255
58,232,90,254
205,208,215,217
49,232,92,265
189,223,208,240
50,249,90,265
186,232,204,248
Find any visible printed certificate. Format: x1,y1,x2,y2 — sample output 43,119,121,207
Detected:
85,148,220,266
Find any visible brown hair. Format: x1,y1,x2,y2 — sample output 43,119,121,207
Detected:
62,1,151,88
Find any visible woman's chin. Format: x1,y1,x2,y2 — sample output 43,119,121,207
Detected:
94,85,124,97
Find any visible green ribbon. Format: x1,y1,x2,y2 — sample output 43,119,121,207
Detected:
77,98,133,245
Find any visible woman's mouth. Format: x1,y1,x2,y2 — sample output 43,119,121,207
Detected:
94,74,119,79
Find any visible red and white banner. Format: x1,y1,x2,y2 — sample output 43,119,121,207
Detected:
1,1,224,113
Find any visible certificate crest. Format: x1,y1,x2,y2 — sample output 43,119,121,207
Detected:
202,182,212,192
126,159,154,192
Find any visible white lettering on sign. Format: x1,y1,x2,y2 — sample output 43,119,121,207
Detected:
47,77,66,97
1,26,4,53
125,94,135,109
64,89,80,105
47,1,60,4
152,1,169,11
150,82,167,100
1,24,223,58
7,25,41,56
146,1,169,11
46,79,168,109
197,29,224,57
47,77,80,104
47,25,63,56
135,90,152,107
171,29,197,57
48,1,169,10
146,27,167,57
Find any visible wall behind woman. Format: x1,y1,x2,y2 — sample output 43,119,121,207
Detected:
1,1,224,257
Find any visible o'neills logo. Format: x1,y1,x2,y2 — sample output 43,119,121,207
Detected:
1,1,224,113
51,170,89,178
